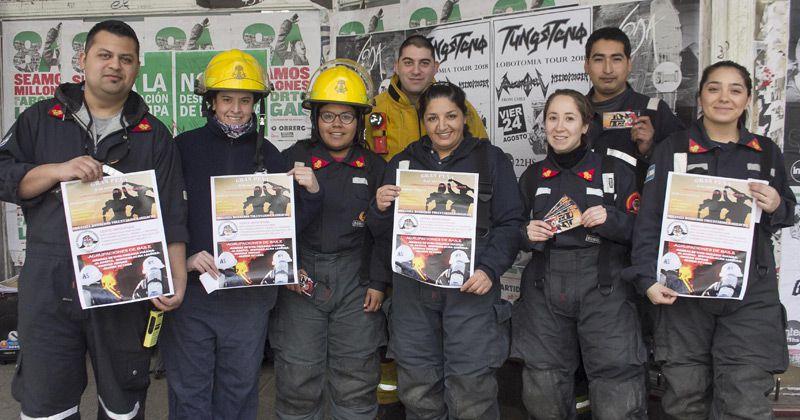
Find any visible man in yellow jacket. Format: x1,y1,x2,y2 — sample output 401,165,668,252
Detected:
366,34,488,162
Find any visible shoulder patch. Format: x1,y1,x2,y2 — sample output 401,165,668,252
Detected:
131,117,153,133
647,97,659,111
48,104,65,119
645,164,656,184
626,191,641,214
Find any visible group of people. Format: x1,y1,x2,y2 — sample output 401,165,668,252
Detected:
0,17,794,420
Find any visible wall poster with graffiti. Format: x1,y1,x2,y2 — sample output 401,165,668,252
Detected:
492,6,592,177
780,0,800,370
1,11,321,150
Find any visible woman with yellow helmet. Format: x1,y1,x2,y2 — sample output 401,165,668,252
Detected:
269,59,388,420
159,49,323,419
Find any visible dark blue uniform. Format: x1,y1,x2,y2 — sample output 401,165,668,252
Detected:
0,82,188,420
512,145,646,420
270,139,387,420
587,85,685,187
368,136,523,420
624,119,795,418
160,118,322,420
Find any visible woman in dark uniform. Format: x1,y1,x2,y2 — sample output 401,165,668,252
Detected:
513,89,646,419
626,61,796,418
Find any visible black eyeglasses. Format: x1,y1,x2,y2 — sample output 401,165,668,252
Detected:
319,111,356,125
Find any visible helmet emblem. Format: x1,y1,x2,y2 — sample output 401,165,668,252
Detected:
233,64,246,80
335,79,347,94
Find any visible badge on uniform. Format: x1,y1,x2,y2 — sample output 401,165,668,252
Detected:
602,111,639,129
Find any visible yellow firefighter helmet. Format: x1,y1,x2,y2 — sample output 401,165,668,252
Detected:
303,59,373,113
195,49,271,95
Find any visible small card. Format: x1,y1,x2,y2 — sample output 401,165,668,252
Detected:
602,111,639,129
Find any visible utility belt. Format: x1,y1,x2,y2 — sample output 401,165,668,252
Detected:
527,242,627,296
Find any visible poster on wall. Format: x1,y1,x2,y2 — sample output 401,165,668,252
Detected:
335,3,404,35
592,0,700,123
780,0,800,370
491,6,592,177
1,12,321,150
415,20,493,139
336,30,407,94
4,203,26,267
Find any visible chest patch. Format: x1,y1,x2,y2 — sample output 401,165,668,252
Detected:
352,177,368,185
586,187,603,197
535,187,551,196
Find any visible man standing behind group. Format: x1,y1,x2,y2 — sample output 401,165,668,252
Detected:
584,27,684,185
366,34,488,161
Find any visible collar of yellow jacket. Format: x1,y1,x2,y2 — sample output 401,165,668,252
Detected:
387,74,438,107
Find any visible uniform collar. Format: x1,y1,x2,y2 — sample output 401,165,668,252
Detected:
541,145,596,182
415,135,478,165
53,82,150,129
587,83,634,116
688,119,763,153
388,74,438,108
310,141,366,170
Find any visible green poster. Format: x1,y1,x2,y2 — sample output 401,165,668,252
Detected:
135,52,175,131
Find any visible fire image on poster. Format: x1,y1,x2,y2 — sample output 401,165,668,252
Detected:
656,173,758,300
200,173,298,293
391,169,477,288
61,170,174,309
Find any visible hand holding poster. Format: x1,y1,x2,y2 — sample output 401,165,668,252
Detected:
200,173,298,292
61,170,174,309
656,173,758,299
391,169,477,288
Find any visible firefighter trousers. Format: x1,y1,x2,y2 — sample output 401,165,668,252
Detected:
12,250,151,420
160,281,274,420
654,265,788,419
269,247,386,420
511,247,647,420
388,274,512,420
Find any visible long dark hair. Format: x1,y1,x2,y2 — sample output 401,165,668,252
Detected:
698,60,752,127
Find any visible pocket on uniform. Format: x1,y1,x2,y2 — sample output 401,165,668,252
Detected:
119,353,151,391
489,301,512,368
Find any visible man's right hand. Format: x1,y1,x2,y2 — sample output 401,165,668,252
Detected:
187,251,219,277
59,155,104,182
646,282,678,305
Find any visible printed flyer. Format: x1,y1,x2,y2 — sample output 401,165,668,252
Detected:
61,170,173,309
656,172,757,299
200,173,298,292
391,169,477,288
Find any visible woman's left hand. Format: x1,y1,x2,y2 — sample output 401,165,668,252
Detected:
363,288,385,312
582,205,607,228
749,182,780,214
461,269,492,295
